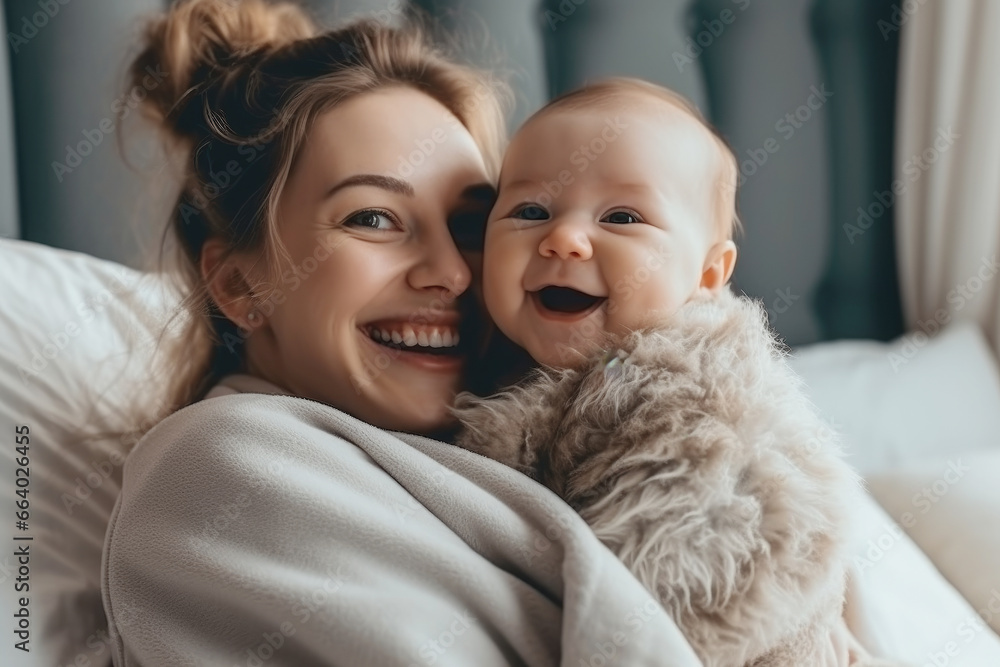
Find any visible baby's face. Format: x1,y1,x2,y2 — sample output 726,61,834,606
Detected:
483,103,730,368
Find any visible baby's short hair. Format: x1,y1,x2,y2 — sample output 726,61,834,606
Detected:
530,77,742,240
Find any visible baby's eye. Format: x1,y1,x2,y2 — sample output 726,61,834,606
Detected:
511,204,550,221
601,211,641,225
344,209,397,231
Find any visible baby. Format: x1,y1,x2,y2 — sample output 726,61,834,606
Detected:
454,79,885,666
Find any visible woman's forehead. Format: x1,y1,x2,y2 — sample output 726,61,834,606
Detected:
297,88,487,182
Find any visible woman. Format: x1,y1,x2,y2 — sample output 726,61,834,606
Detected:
101,1,700,665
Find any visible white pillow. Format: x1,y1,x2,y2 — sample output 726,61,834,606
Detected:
847,491,1000,664
866,449,1000,637
788,322,1000,476
790,323,1000,646
0,239,176,666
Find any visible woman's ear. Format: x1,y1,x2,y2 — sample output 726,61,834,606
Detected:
201,238,262,330
700,240,738,292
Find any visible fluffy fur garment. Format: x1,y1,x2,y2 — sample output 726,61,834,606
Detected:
453,289,876,666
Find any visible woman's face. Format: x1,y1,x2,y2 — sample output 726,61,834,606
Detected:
243,87,494,433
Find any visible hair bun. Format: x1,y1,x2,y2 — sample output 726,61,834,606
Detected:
130,0,315,140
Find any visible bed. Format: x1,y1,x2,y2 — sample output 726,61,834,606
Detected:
2,0,1000,665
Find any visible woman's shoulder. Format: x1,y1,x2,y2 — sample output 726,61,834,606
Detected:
119,392,376,509
104,391,402,581
128,392,302,466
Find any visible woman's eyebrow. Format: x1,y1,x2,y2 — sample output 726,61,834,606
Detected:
499,179,537,192
323,174,415,200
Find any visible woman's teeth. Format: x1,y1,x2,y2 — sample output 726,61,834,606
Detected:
365,324,459,350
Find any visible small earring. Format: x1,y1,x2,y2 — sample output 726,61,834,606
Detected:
246,311,260,326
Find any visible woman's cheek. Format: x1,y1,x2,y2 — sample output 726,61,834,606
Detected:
281,267,301,291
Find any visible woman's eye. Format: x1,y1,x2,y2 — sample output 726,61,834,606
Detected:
511,204,550,221
344,209,396,231
601,211,640,225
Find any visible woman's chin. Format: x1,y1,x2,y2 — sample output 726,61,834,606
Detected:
321,328,464,434
390,409,455,437
360,389,456,434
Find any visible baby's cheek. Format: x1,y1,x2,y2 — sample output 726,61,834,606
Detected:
611,279,683,331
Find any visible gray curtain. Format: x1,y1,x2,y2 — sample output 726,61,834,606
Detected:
4,0,166,267
411,0,547,131
0,3,19,240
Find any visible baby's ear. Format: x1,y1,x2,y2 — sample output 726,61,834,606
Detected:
700,240,738,292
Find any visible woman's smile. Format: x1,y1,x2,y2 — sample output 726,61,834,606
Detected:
357,309,464,373
357,324,464,373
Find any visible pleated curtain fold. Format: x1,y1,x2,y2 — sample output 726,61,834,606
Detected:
895,0,1000,353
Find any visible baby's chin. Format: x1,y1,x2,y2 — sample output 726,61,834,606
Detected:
525,337,604,370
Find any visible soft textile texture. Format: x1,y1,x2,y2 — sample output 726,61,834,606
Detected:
101,378,703,666
453,290,868,666
846,491,1000,665
788,322,1000,476
866,449,1000,637
0,239,177,667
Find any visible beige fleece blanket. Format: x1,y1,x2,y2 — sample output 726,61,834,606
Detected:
101,375,703,666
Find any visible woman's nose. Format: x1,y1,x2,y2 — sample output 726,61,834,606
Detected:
538,217,594,261
408,226,472,297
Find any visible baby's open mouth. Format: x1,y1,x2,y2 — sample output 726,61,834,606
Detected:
533,286,606,315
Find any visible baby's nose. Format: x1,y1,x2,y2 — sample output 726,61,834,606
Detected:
538,218,593,260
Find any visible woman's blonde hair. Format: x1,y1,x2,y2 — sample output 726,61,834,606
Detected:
128,0,509,430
